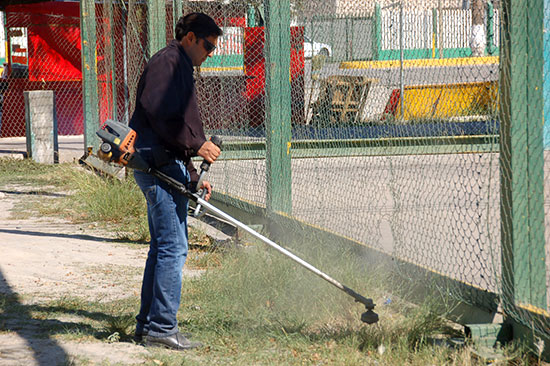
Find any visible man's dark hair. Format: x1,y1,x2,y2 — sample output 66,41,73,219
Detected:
175,13,223,41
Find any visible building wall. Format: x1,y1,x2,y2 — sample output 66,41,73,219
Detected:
332,0,498,17
298,0,338,19
298,0,499,20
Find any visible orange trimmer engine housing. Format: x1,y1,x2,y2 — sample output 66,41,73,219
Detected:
115,128,137,166
96,119,149,172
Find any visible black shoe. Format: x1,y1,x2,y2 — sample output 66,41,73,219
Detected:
134,330,192,343
133,331,148,343
145,332,203,350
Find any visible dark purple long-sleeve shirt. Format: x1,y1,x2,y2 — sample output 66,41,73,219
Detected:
129,40,206,182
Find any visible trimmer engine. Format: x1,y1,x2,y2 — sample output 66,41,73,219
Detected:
96,119,150,172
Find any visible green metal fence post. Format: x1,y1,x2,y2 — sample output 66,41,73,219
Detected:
264,0,292,215
500,0,547,313
525,0,546,310
247,5,256,27
80,0,99,151
148,0,166,57
374,3,381,61
176,0,182,23
545,0,550,149
109,0,117,121
174,0,182,33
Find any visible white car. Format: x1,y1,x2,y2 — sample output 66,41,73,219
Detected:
304,36,332,58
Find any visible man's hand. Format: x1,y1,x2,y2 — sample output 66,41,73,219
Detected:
200,181,212,201
197,141,221,163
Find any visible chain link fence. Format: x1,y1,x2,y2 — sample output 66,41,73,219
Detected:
194,0,547,344
3,0,550,347
285,1,502,322
0,3,83,138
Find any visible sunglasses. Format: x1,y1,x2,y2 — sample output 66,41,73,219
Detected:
200,38,216,54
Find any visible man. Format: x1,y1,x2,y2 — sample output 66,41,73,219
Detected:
129,13,222,350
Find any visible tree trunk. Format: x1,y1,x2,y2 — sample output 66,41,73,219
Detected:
471,0,486,56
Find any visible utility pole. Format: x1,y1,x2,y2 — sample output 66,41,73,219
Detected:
471,0,486,56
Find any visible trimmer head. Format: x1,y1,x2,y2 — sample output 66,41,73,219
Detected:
342,286,379,324
360,297,379,324
361,307,379,324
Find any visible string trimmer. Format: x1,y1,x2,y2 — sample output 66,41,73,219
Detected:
96,119,379,324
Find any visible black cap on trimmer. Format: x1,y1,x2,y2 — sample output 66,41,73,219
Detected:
342,285,379,324
361,299,379,324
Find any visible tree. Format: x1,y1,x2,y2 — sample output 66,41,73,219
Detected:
471,0,486,56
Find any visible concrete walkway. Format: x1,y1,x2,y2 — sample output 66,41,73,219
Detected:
0,135,85,163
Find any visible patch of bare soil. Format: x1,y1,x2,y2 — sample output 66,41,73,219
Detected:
0,187,201,365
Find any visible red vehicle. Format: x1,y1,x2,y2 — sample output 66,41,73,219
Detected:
244,26,305,128
1,1,84,137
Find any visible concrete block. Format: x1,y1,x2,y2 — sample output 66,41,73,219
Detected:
25,90,58,164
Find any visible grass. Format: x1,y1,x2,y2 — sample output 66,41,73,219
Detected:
2,245,528,365
3,247,512,365
0,157,68,184
0,157,542,365
0,158,147,242
62,167,150,241
171,243,470,365
0,157,215,245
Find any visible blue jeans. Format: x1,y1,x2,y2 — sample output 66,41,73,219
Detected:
133,156,190,337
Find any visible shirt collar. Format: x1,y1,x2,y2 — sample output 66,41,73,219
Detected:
171,39,193,70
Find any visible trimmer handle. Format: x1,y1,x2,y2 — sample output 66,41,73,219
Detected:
199,135,222,172
193,136,222,218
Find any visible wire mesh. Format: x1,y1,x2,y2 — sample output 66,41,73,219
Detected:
284,0,502,317
0,4,83,138
3,0,550,344
93,0,148,127
199,0,532,337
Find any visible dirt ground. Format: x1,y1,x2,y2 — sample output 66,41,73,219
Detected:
0,185,204,365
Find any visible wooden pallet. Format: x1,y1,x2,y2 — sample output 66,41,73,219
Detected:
310,75,377,125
